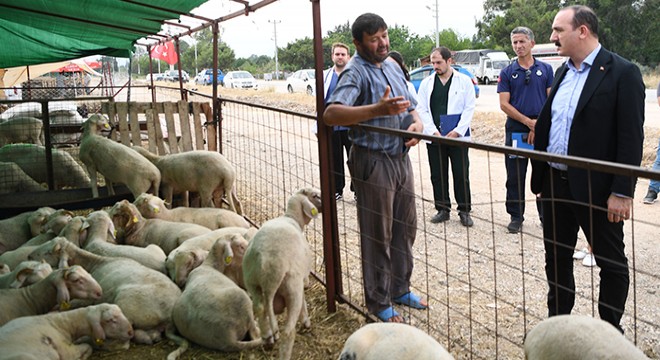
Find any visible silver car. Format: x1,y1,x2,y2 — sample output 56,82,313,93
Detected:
286,69,316,95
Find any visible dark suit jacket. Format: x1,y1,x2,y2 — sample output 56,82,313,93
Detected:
531,47,645,206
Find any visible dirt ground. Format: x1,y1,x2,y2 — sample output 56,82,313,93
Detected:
87,85,659,360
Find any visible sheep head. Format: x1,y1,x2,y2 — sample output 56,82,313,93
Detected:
133,193,166,219
10,260,53,288
85,211,117,244
88,304,134,349
167,248,208,287
82,114,112,136
60,265,102,308
28,237,73,269
42,209,74,235
59,216,86,247
27,207,56,237
108,200,144,242
285,187,322,228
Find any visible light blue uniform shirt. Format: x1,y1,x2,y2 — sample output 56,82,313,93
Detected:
547,45,601,170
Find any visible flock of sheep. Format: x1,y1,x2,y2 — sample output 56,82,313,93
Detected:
0,106,650,359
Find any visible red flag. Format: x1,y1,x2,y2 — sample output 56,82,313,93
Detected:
150,41,178,65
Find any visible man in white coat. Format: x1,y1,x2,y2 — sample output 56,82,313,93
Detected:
417,46,476,226
323,42,353,200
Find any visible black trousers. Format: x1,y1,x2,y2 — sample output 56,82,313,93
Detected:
426,143,471,213
332,130,352,195
541,167,629,332
504,131,543,222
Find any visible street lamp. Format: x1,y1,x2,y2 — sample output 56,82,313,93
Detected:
426,1,439,48
268,19,281,80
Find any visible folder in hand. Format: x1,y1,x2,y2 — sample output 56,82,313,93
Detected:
511,132,534,150
439,114,469,136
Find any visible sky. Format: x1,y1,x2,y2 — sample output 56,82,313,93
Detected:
191,0,485,58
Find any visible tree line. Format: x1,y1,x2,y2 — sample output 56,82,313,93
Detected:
130,1,658,78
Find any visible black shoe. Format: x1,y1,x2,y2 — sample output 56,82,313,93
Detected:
430,210,450,223
459,212,474,227
507,219,523,233
643,189,658,204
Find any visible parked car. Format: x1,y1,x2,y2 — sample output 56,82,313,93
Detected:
164,69,189,83
223,71,258,90
286,69,316,95
409,64,480,98
194,68,225,86
145,73,165,82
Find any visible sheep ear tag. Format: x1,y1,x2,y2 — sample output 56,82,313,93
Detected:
95,338,104,346
311,207,319,217
132,216,138,223
224,256,233,265
59,301,71,311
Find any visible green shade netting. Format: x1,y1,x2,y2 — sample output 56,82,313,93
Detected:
0,0,207,68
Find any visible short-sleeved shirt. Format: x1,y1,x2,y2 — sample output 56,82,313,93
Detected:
498,59,554,132
327,53,417,155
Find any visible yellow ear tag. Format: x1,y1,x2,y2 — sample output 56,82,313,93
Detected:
95,338,104,346
154,207,160,213
103,123,110,129
311,207,318,216
224,256,232,265
132,216,138,223
59,301,71,311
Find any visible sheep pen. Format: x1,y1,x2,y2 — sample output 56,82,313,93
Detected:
81,87,658,359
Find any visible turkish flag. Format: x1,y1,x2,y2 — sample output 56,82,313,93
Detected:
150,41,178,65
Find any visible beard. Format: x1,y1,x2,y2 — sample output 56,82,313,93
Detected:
358,45,389,64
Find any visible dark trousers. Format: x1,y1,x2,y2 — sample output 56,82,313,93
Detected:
427,143,471,213
332,130,352,195
505,131,543,222
348,146,417,314
541,167,629,332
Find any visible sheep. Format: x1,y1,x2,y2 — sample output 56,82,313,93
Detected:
0,303,134,359
108,199,211,254
28,237,188,352
523,315,648,360
338,323,455,360
170,233,261,359
242,187,322,360
134,192,249,229
0,264,103,326
21,208,75,247
0,206,55,253
0,116,44,147
0,161,46,195
79,114,160,198
0,262,9,274
75,210,166,274
0,260,52,288
0,143,91,189
165,226,254,287
132,145,243,214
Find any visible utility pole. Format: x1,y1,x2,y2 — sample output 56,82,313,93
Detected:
268,19,281,80
426,1,439,48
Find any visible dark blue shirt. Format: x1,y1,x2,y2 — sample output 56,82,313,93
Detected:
497,59,554,132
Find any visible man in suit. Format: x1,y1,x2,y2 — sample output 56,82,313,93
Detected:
531,5,644,332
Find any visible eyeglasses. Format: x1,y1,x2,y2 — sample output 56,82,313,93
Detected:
524,69,531,85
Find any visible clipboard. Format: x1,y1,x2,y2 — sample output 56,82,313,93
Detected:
512,132,533,150
439,114,470,136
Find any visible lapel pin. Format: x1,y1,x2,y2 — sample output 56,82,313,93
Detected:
599,66,605,71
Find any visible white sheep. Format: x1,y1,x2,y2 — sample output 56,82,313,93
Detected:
0,161,45,195
170,233,261,359
21,208,74,247
242,187,322,360
76,210,166,274
0,116,44,147
0,303,134,359
0,206,55,254
0,143,91,189
0,260,52,288
108,199,211,254
338,323,455,360
165,226,254,287
79,114,160,198
132,145,242,214
28,237,187,352
0,264,103,326
134,192,249,229
523,315,649,360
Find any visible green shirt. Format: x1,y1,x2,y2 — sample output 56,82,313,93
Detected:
430,73,453,128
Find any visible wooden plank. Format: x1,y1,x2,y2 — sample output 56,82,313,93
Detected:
191,102,205,150
105,100,119,142
163,102,179,154
128,102,141,146
145,107,158,154
116,102,130,146
177,100,193,152
201,102,216,152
